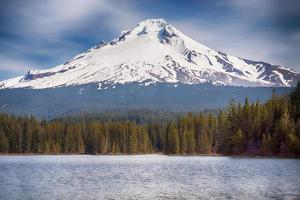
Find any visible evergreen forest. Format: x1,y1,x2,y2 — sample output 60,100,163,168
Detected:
0,83,299,156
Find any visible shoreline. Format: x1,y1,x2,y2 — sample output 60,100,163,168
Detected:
0,153,299,158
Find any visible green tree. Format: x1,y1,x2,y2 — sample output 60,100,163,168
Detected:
232,129,245,153
128,122,138,153
164,122,179,154
290,82,300,121
199,131,210,154
260,133,272,155
0,131,8,153
186,130,195,154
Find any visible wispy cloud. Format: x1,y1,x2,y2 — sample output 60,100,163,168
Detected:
13,0,143,39
0,55,36,73
0,0,144,79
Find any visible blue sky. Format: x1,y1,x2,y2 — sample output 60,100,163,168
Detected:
0,0,299,80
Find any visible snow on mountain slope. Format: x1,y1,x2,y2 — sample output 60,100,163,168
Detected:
0,18,299,89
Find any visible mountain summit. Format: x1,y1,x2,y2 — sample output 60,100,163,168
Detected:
1,18,299,89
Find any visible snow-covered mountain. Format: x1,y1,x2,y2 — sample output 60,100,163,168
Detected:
1,18,299,89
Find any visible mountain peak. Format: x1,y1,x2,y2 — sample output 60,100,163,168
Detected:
132,18,174,37
139,18,168,25
0,18,299,89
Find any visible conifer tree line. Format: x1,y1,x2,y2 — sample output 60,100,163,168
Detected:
0,83,299,156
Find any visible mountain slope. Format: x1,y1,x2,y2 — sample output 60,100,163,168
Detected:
0,18,299,89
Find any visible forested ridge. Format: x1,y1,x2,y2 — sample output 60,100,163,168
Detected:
0,83,299,156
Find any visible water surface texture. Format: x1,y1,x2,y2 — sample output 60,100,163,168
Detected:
0,155,299,200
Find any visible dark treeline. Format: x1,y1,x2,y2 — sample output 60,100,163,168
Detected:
1,83,299,156
54,109,183,124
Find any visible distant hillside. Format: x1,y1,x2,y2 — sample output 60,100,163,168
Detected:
0,83,292,119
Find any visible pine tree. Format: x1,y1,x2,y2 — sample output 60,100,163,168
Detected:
232,129,245,153
199,131,210,154
217,111,229,153
291,82,300,121
164,122,179,154
137,126,150,153
178,118,188,154
208,114,218,153
186,130,195,154
127,122,138,153
242,97,250,149
0,131,8,153
260,133,272,155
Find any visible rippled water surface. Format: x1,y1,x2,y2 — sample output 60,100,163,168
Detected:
0,155,299,200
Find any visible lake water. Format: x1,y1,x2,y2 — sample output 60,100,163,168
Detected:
0,155,299,200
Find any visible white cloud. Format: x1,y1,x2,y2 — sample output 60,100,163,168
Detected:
0,56,37,73
19,0,101,38
17,0,143,39
0,0,144,78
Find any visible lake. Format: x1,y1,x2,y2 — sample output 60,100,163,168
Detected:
0,155,299,200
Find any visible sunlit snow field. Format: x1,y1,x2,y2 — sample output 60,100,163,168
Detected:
0,155,299,200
